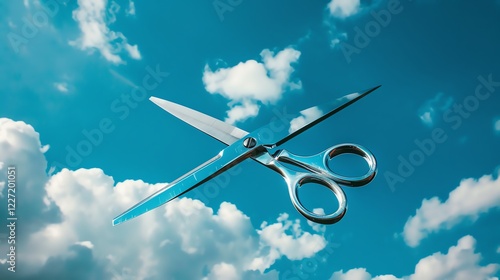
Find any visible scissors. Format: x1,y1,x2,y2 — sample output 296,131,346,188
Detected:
113,86,379,226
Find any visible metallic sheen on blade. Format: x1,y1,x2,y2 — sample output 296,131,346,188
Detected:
113,86,379,226
260,86,380,148
150,97,248,145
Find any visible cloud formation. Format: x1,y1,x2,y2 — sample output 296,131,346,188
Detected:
0,119,59,237
330,235,499,280
53,82,69,93
127,0,136,16
417,92,454,127
0,118,327,279
403,171,500,247
203,47,301,124
494,118,500,134
327,0,361,19
70,0,141,64
324,0,383,53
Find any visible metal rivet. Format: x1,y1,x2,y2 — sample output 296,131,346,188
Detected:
243,137,256,148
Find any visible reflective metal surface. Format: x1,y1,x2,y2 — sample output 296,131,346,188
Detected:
252,152,348,224
113,86,380,226
275,143,377,187
149,96,248,145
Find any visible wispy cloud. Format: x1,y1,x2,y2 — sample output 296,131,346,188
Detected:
418,92,454,127
74,241,94,249
127,0,136,15
403,170,500,247
109,69,138,88
53,82,69,93
330,32,347,49
202,47,302,124
70,0,141,64
494,117,500,134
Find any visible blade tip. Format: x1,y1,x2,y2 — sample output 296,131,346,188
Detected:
360,85,381,96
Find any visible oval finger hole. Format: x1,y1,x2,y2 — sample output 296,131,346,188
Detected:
327,153,370,178
296,180,340,216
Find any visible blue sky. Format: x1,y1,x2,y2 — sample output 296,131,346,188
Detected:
1,0,500,279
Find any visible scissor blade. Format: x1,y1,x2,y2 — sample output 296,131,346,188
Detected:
112,135,255,225
257,86,380,148
150,96,249,145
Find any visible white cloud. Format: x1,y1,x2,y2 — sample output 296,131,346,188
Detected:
329,32,347,49
109,68,138,88
225,100,260,124
107,0,120,23
494,118,500,133
70,0,142,64
419,111,432,125
307,208,327,233
124,43,141,59
203,47,301,124
53,82,68,93
340,92,360,101
410,236,499,280
330,38,341,48
40,144,50,153
417,92,454,127
328,0,361,18
248,213,327,272
0,118,56,235
75,241,94,249
0,118,328,279
403,171,500,247
204,262,239,280
330,236,499,280
497,246,500,254
331,267,372,280
289,106,323,133
127,0,136,15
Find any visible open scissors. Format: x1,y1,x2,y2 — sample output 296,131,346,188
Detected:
113,86,379,225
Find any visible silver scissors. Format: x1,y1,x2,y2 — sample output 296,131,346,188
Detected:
113,86,379,226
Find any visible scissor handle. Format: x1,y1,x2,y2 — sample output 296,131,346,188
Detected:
276,143,377,187
271,161,347,224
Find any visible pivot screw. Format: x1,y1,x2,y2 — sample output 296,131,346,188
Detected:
243,137,256,148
